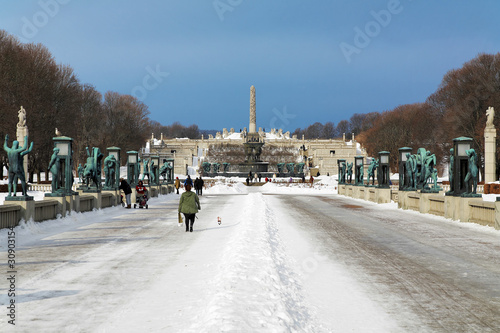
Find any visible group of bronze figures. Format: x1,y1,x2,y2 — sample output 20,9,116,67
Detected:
2,132,481,197
337,146,480,196
74,150,173,191
338,158,381,186
401,148,440,192
201,162,306,175
3,133,174,198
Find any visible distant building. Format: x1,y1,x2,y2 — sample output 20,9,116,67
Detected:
139,86,367,176
140,130,367,177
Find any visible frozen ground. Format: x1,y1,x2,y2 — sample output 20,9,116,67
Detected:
0,177,499,332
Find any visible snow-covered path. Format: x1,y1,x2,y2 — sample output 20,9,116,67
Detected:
0,187,397,332
1,183,499,332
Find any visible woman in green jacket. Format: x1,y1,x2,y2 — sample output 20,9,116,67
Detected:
178,183,201,232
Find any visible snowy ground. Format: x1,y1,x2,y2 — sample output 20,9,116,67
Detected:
1,178,499,332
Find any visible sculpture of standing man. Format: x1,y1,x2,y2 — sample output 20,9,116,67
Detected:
17,106,26,128
448,148,454,193
142,158,150,182
104,154,117,188
405,153,416,189
4,134,33,197
48,147,60,192
346,162,353,183
465,148,479,194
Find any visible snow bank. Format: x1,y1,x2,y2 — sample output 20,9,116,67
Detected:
261,175,338,194
204,181,248,194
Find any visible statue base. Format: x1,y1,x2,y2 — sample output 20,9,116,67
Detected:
421,187,442,193
5,195,34,201
45,192,66,197
237,161,269,175
460,193,482,198
82,188,102,193
102,186,118,191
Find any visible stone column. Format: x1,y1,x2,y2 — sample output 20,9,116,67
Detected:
484,107,496,183
249,85,256,133
16,106,28,179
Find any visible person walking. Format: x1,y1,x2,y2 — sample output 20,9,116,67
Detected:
194,177,200,195
184,175,193,187
175,177,181,194
119,178,132,208
199,176,204,196
178,183,201,232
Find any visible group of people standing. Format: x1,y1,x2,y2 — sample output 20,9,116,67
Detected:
174,175,204,195
118,178,148,209
119,175,203,233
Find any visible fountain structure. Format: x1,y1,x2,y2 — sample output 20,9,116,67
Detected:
238,85,269,176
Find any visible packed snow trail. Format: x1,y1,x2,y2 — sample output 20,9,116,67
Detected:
188,192,316,332
0,188,399,332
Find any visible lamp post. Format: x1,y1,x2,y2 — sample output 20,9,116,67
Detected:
355,156,364,186
398,147,412,190
127,151,139,186
54,137,73,195
377,151,390,188
452,137,473,196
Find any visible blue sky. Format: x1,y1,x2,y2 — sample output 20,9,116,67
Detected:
1,0,499,132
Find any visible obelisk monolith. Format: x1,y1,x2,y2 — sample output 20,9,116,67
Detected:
249,85,256,133
484,106,496,183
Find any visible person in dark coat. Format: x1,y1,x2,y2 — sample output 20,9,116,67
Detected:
119,178,132,208
198,176,204,196
194,177,200,195
184,175,193,187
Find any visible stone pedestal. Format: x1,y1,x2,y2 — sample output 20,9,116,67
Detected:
44,194,67,218
495,199,500,230
5,196,34,221
73,193,80,212
17,125,29,179
88,192,102,210
484,127,496,183
375,188,391,204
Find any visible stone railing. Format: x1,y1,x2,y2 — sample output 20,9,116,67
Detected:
0,184,174,229
339,184,499,230
0,205,20,229
34,199,59,222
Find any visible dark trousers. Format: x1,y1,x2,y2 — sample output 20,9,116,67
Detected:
199,187,202,196
184,213,195,231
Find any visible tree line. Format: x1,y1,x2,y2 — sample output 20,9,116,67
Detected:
295,53,500,177
0,30,200,181
2,27,497,180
